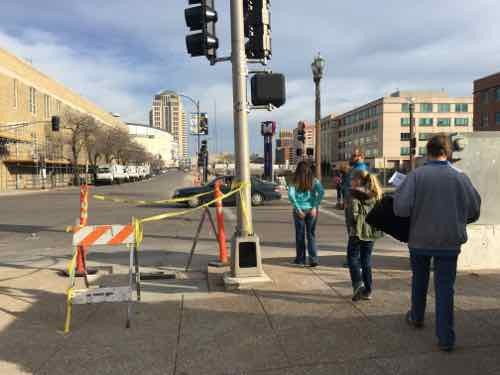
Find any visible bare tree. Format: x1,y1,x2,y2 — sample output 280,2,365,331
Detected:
62,112,97,184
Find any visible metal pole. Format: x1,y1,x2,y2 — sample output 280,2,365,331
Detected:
197,100,201,178
230,0,253,236
409,102,416,171
314,79,322,180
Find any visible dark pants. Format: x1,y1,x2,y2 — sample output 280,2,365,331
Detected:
347,237,374,293
293,211,318,264
410,251,458,347
336,186,343,203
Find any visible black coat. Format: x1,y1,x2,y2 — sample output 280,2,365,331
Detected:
365,195,410,243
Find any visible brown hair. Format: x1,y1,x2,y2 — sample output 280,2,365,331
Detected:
351,169,383,201
427,134,451,158
293,161,314,192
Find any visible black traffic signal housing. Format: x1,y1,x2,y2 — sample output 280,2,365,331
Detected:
251,73,286,107
51,116,60,132
199,113,208,135
296,148,303,157
185,0,218,62
306,148,314,157
297,130,305,143
244,0,271,60
200,140,208,154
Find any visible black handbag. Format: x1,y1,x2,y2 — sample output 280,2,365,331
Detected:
365,195,410,243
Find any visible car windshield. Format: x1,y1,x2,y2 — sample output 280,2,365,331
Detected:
98,167,110,173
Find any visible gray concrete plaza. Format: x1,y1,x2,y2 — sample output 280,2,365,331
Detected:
0,172,498,374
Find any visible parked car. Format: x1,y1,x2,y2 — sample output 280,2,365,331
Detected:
172,175,282,208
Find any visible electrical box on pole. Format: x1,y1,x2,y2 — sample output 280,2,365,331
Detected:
185,0,219,63
244,0,272,60
250,73,286,107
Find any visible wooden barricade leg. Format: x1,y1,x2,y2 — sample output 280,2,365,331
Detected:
185,209,207,272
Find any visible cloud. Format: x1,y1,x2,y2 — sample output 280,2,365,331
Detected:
1,0,500,153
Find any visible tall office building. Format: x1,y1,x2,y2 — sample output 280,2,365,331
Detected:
151,90,187,159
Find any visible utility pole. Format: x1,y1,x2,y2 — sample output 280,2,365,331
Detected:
230,0,253,236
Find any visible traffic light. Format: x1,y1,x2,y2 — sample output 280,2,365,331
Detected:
201,139,208,153
51,116,60,132
296,148,303,157
199,113,208,135
306,148,314,157
185,0,218,62
244,0,271,60
250,73,286,107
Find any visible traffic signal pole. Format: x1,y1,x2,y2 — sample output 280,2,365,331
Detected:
230,0,253,236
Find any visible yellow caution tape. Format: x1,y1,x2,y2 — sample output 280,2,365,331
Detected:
93,190,214,206
138,183,248,224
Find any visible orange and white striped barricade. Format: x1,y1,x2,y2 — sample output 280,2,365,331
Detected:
64,220,141,333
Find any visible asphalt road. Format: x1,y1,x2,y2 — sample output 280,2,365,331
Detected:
0,172,405,270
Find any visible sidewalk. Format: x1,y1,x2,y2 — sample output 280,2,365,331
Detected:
0,240,499,374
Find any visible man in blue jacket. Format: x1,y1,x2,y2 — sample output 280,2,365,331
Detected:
394,134,481,352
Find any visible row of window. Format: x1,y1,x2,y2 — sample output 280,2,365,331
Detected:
400,132,441,141
478,87,500,104
339,148,380,160
343,105,382,125
400,117,470,127
401,103,469,113
12,79,62,118
338,134,379,150
478,112,500,127
339,120,379,138
400,147,428,156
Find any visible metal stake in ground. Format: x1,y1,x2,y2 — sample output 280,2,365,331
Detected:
185,207,218,272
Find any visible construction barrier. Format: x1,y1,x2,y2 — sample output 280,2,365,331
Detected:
76,184,89,274
64,219,141,333
209,180,228,267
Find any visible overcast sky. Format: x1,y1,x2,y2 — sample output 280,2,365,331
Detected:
1,1,499,154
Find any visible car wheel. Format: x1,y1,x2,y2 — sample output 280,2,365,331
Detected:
187,197,199,208
251,192,264,206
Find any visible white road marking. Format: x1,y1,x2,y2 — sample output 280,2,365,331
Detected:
318,207,345,221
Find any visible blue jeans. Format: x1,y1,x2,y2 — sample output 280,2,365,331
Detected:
410,250,458,347
293,210,318,264
347,237,373,293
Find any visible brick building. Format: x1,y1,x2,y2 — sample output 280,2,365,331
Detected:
473,72,500,131
0,47,127,192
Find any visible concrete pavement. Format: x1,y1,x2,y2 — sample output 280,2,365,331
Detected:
0,174,499,374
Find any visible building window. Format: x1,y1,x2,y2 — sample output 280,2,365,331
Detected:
496,112,500,125
401,103,410,113
401,118,410,127
437,118,451,127
400,132,410,141
372,119,379,129
419,147,427,156
401,147,410,156
481,90,489,104
438,104,450,113
496,87,500,102
455,103,468,112
454,118,469,126
44,95,50,119
28,87,37,114
419,118,433,126
481,113,489,128
420,103,433,113
13,79,18,109
419,133,432,141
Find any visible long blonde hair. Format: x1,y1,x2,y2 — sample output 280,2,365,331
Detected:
351,169,383,201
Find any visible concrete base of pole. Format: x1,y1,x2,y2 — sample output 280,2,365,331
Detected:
208,260,230,268
223,272,272,291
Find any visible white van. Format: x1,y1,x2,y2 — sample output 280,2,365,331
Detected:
127,166,139,182
96,165,114,184
114,165,128,183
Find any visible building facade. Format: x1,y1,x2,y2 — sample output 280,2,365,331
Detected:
151,91,187,158
330,90,473,170
126,123,177,167
473,72,500,131
0,47,127,192
275,128,293,166
320,113,337,169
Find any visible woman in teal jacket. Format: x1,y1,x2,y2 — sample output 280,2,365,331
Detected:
288,161,325,267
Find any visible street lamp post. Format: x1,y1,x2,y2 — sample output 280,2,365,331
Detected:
179,94,201,173
408,98,416,171
311,53,326,180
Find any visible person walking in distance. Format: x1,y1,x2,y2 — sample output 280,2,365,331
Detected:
394,134,481,352
346,169,383,301
288,161,325,267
